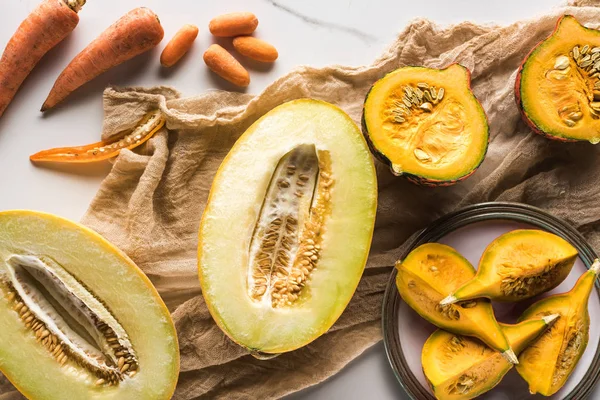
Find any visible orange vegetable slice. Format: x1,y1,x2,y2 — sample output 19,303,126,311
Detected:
30,111,165,163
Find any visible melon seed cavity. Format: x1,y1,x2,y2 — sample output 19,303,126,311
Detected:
2,255,138,386
247,144,333,308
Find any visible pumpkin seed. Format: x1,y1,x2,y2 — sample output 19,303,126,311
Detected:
420,102,433,112
554,55,570,70
414,148,431,161
500,260,569,297
582,45,590,55
436,303,460,320
569,112,583,121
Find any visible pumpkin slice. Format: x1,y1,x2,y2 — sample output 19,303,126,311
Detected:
396,243,517,363
0,211,179,399
516,259,600,396
516,15,600,143
198,99,377,355
441,229,578,304
362,64,489,186
422,314,559,400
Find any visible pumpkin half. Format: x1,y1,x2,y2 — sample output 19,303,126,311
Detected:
0,211,179,399
516,15,600,143
198,99,377,355
362,64,489,186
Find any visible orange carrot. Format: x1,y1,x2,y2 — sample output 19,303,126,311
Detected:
41,7,164,111
209,12,258,37
30,111,165,163
203,44,250,87
0,0,83,118
232,36,278,63
160,24,199,67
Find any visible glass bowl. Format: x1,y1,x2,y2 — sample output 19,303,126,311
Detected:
382,202,600,400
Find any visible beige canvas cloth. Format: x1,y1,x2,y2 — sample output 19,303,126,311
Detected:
3,1,600,398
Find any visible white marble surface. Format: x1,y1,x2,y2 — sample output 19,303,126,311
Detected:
0,0,577,399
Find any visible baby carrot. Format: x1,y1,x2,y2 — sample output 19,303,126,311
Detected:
30,111,165,163
203,44,250,87
41,7,164,111
160,24,199,67
232,36,278,62
0,0,84,118
209,12,258,37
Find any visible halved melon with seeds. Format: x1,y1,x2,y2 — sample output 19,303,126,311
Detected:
362,64,489,186
0,211,179,399
517,15,600,142
198,99,377,354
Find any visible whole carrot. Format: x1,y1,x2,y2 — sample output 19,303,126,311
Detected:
41,7,164,111
160,24,199,67
0,0,84,118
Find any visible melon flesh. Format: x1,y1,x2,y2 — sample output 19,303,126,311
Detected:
198,99,377,354
0,211,179,399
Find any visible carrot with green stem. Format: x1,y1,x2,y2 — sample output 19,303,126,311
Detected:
41,7,164,111
0,0,85,118
30,111,165,163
